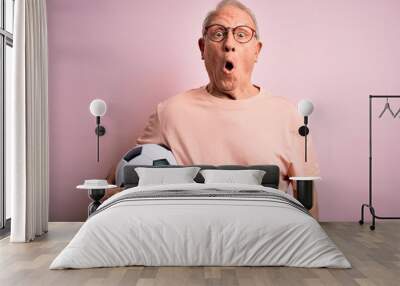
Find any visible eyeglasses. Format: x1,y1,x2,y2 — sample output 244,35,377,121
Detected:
204,24,257,43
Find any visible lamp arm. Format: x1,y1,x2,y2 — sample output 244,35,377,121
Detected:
96,116,100,162
305,132,307,162
304,116,308,162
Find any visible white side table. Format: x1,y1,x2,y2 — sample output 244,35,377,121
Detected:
77,180,117,216
289,177,321,210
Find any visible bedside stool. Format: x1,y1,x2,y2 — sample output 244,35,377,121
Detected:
289,177,321,210
77,179,117,217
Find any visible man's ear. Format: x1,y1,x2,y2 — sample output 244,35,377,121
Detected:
198,38,205,60
255,41,262,62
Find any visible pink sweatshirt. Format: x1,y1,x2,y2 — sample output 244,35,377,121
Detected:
136,86,320,191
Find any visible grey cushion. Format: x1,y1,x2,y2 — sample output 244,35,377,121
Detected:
135,166,200,186
200,169,266,185
123,165,280,189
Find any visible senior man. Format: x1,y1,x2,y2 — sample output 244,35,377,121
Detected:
106,0,321,218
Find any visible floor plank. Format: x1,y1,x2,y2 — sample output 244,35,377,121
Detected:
0,222,399,286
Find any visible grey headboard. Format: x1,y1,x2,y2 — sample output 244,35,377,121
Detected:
123,165,280,189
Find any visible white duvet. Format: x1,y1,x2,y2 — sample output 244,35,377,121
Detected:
50,183,351,269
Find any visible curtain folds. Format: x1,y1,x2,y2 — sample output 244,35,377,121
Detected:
9,0,49,242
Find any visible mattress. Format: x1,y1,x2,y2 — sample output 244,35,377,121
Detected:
50,183,351,269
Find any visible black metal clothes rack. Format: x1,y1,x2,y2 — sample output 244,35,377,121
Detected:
359,95,400,230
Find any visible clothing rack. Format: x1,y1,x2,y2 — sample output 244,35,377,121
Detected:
359,95,400,230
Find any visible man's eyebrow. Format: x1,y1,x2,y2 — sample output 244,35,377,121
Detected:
207,22,254,28
207,22,225,26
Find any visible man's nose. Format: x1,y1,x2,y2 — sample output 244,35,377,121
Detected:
223,31,236,52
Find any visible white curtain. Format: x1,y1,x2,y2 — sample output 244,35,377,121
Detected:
8,0,49,242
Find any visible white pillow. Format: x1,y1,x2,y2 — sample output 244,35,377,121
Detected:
200,169,266,185
135,167,201,186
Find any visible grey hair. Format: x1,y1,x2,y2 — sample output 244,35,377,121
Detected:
202,0,260,39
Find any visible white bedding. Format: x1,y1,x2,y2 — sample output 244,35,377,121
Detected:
50,183,351,269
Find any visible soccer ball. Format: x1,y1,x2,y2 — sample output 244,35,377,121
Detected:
115,144,177,186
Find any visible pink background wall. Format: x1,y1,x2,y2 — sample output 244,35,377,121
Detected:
47,0,400,222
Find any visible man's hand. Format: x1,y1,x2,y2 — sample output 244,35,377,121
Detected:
102,187,124,201
103,164,122,201
106,164,117,186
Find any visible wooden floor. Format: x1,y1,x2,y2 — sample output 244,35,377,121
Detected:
0,222,399,286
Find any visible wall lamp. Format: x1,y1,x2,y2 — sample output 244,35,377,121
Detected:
297,99,314,162
89,99,107,162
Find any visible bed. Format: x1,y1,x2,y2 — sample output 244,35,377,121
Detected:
50,165,351,269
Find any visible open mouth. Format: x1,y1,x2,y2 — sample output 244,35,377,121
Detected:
224,61,234,71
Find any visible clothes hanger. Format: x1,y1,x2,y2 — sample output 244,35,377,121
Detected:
394,106,400,118
378,97,395,118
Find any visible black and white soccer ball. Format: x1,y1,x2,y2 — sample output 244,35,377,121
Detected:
115,144,177,186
